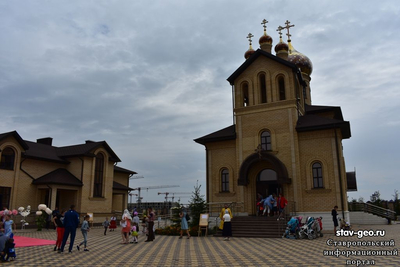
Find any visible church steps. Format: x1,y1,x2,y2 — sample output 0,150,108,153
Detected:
216,216,288,238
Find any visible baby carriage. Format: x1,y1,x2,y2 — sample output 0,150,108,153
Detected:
282,217,300,239
299,216,318,239
340,218,351,230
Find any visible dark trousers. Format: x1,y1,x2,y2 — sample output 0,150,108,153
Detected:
104,227,108,235
147,221,154,241
61,226,77,252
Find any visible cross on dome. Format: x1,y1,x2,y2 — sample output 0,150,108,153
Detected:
283,20,295,41
246,33,254,45
261,19,268,32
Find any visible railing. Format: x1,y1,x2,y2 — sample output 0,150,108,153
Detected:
349,202,397,221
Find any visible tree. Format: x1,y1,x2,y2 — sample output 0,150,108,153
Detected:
188,181,207,227
370,191,381,204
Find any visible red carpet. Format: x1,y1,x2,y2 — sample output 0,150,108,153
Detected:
14,236,56,247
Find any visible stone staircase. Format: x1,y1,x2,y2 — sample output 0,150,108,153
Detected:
216,216,288,238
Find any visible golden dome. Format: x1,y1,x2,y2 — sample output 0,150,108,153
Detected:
288,41,313,75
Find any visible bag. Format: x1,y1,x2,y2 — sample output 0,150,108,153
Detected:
185,213,190,221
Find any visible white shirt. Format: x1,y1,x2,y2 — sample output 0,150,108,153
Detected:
223,214,231,222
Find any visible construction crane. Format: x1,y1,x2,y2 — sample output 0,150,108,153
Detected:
158,192,170,202
129,175,144,180
131,185,179,209
170,192,192,202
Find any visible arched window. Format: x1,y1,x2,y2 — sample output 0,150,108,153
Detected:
261,131,272,151
278,76,286,100
312,162,323,188
0,147,15,170
221,169,229,192
242,82,249,107
94,153,105,197
257,169,277,181
259,73,267,103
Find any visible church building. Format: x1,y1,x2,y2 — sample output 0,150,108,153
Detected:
195,20,357,226
0,130,135,224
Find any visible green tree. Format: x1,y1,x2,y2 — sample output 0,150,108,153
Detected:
370,191,381,205
188,181,207,228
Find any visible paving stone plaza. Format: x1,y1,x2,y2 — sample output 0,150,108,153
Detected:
4,223,400,266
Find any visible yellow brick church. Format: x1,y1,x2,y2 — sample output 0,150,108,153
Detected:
195,20,356,224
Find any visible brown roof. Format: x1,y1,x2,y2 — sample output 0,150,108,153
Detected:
114,165,137,175
227,49,306,87
194,125,236,145
32,168,83,186
113,181,133,191
22,140,121,163
0,131,29,150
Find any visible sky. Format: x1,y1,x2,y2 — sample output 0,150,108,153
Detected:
1,0,399,204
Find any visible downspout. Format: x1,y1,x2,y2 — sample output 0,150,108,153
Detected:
334,125,346,219
79,157,84,182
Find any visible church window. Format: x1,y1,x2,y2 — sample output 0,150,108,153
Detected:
261,131,272,151
257,169,277,181
221,169,229,192
242,83,249,107
278,76,286,100
94,153,105,197
0,147,15,170
312,162,323,188
259,73,267,103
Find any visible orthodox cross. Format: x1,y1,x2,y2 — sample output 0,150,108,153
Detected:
284,20,295,41
261,19,268,32
276,25,284,39
246,33,254,45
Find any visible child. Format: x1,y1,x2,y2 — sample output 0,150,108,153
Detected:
130,222,138,243
2,238,16,262
102,217,110,235
77,215,90,251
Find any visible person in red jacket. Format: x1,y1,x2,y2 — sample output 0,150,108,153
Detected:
277,193,288,220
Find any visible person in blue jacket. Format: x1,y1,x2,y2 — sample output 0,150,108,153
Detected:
261,194,276,216
59,205,79,253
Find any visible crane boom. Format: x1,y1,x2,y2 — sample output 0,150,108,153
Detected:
130,185,180,208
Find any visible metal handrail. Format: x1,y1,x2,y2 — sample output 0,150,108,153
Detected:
350,202,396,220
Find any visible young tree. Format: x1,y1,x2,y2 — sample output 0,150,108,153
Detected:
188,181,207,227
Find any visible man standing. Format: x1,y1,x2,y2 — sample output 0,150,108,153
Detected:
145,207,155,242
332,205,338,234
59,205,79,253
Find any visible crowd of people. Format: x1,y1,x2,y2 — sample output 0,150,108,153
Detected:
257,193,288,218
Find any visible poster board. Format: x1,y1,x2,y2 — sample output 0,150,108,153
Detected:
198,213,209,237
199,213,209,226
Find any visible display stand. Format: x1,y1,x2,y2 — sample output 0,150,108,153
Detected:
197,213,209,237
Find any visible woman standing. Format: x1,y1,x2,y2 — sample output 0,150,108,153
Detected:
222,210,232,241
179,208,190,239
109,214,117,232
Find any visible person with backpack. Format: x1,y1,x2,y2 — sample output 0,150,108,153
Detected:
179,207,190,239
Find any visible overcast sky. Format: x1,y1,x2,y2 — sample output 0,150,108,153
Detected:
1,1,399,204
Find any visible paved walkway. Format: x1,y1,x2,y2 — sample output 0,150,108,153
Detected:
4,223,400,266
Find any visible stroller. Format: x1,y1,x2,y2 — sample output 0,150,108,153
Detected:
282,217,301,239
340,218,351,230
299,217,318,239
